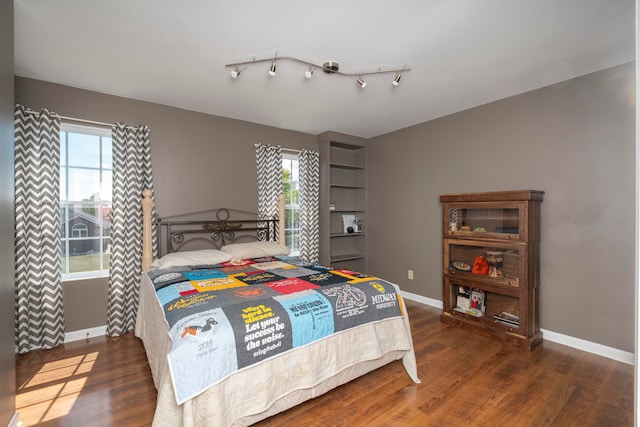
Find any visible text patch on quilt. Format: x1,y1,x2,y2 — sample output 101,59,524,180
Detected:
225,300,293,368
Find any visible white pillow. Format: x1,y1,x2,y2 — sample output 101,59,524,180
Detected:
220,241,290,262
151,249,233,269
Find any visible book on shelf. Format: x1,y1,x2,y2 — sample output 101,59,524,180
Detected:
493,311,520,327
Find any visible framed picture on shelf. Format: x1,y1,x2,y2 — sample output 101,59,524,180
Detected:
456,286,471,310
469,289,485,315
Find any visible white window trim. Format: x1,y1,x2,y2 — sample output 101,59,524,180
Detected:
60,123,112,281
61,122,111,137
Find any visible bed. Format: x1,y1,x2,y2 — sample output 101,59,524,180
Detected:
135,190,420,426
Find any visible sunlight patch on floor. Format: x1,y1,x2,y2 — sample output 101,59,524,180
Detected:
16,352,98,426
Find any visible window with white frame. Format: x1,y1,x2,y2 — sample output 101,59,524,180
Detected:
60,124,113,280
282,152,300,255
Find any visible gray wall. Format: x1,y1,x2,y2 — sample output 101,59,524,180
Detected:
14,64,636,354
15,77,317,331
0,0,16,424
367,63,635,352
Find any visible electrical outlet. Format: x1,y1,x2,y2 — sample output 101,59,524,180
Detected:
408,270,414,280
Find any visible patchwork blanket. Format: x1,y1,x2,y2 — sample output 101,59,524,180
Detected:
146,256,405,405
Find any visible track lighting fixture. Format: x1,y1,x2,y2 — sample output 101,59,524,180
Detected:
268,52,277,76
304,65,314,79
230,65,245,79
225,54,410,89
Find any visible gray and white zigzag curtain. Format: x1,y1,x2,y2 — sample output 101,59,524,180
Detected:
255,143,282,242
107,123,156,336
14,105,65,354
298,150,320,263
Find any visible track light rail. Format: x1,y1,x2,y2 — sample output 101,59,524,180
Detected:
225,55,410,78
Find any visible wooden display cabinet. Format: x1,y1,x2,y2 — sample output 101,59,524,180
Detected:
440,190,543,350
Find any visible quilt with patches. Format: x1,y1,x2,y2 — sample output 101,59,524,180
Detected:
145,256,405,405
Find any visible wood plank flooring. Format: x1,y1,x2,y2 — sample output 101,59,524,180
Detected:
16,300,634,426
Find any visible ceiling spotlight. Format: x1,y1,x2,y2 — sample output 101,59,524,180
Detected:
230,66,244,79
356,75,367,88
268,52,278,76
392,72,402,86
304,65,314,79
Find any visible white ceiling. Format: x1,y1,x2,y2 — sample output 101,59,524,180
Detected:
14,0,635,139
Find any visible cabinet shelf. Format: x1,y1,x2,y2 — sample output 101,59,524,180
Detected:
444,273,521,296
440,190,543,351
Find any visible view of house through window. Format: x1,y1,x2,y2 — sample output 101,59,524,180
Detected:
60,124,112,280
282,152,300,255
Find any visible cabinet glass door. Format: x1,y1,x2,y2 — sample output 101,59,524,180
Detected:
445,203,523,240
444,277,522,334
445,241,523,288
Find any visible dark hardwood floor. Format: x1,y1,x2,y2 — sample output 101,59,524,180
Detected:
16,300,633,426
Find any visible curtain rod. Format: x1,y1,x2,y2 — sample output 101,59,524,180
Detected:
22,108,137,129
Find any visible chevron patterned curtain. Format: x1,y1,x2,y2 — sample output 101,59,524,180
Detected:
255,143,282,241
106,123,156,336
298,150,320,263
14,105,65,354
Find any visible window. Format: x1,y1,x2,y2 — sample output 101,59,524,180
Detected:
71,223,89,238
60,124,112,280
282,152,300,255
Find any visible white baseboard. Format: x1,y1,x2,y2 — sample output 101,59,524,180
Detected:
64,325,107,343
401,290,443,309
400,293,634,365
8,411,21,427
541,328,634,365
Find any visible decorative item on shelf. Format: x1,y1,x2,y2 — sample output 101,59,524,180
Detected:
451,260,472,272
473,227,487,232
471,256,489,275
354,219,363,232
329,203,336,211
347,226,354,234
342,214,356,234
460,225,471,232
485,251,504,278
